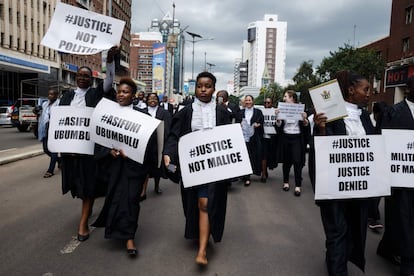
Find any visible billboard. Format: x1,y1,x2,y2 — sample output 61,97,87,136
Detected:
152,43,166,94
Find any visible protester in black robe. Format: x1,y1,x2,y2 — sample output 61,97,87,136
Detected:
163,72,231,266
59,46,118,242
92,77,156,257
239,94,264,186
275,90,310,196
376,75,414,276
140,92,172,200
313,71,374,276
216,90,242,123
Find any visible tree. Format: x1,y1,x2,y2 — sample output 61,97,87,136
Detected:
256,82,284,105
316,44,386,83
289,60,320,108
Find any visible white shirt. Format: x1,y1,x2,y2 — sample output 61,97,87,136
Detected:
148,106,158,118
244,107,253,125
343,102,366,136
191,98,216,131
70,87,88,107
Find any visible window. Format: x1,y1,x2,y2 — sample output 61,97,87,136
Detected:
406,6,413,24
403,37,410,53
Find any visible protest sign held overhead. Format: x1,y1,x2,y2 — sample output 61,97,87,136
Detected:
48,106,95,155
383,129,414,188
178,124,252,188
314,135,390,200
41,2,125,54
90,98,161,164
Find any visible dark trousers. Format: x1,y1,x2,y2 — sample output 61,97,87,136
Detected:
42,137,60,173
282,162,302,187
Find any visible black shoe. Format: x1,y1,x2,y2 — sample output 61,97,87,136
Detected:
77,233,89,242
155,188,163,194
139,194,147,202
244,180,251,186
282,183,290,191
127,248,138,257
294,187,301,197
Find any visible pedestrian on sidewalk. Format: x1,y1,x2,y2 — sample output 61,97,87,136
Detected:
35,88,60,178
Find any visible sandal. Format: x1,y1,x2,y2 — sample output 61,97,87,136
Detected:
43,172,54,178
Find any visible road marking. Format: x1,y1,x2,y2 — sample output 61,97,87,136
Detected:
60,226,95,254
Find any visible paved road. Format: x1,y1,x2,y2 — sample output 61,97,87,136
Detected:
0,154,398,275
0,125,37,150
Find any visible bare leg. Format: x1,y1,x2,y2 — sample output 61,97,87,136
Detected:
78,198,94,235
126,239,136,250
140,175,149,198
196,197,209,266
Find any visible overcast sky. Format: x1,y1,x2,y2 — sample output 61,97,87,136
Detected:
131,0,392,90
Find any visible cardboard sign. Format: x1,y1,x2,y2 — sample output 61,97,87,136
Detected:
48,106,95,155
314,135,390,200
258,107,277,135
178,124,252,188
277,102,305,121
41,2,125,54
90,98,161,164
383,129,414,188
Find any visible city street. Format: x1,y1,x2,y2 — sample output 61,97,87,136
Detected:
0,125,38,151
0,153,398,275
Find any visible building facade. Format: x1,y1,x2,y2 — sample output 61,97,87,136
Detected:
130,32,162,94
0,0,131,105
246,14,287,88
363,0,414,105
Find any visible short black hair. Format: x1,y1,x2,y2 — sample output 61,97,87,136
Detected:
196,71,216,87
78,66,92,76
119,77,137,94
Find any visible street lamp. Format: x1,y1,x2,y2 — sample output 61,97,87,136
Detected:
186,31,214,80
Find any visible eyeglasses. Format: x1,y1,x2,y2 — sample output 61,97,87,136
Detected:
264,101,272,104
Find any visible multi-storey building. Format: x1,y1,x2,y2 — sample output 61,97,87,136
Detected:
363,0,414,105
0,0,131,104
130,32,163,94
246,14,287,88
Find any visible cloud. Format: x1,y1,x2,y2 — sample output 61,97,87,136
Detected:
131,0,392,90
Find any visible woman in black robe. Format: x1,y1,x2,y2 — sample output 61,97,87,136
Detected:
163,72,231,266
92,77,155,257
313,71,375,276
239,94,264,186
59,46,117,241
140,92,172,200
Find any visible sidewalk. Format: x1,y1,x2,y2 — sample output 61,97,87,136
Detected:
0,144,44,165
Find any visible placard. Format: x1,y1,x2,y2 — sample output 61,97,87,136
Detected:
258,107,277,135
276,102,305,121
48,106,95,155
314,135,390,200
383,129,414,188
178,124,252,188
41,2,125,54
90,98,161,164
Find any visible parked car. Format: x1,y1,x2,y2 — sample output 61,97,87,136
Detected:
0,106,12,126
11,98,47,134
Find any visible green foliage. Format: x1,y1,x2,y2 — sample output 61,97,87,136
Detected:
316,44,386,82
228,94,240,105
256,82,284,105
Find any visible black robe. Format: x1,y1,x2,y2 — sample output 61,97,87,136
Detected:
142,106,172,178
377,100,414,271
240,108,264,176
314,108,375,275
163,104,231,242
92,107,156,240
59,84,107,199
